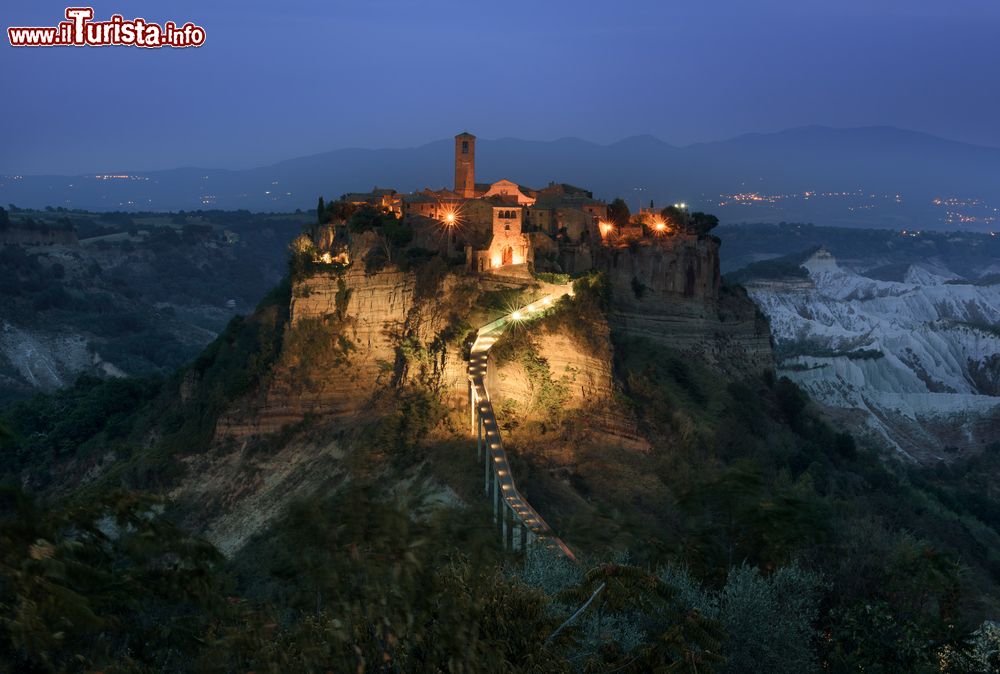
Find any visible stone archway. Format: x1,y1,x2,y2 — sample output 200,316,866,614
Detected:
502,245,513,266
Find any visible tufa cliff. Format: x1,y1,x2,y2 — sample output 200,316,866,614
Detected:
215,268,473,440
172,227,774,553
596,234,773,378
215,230,772,445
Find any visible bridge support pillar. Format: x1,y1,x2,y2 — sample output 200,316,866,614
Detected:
492,467,499,523
501,507,508,550
485,452,490,496
470,383,476,436
512,521,522,551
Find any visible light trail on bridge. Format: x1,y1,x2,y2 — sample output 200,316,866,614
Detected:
468,287,576,559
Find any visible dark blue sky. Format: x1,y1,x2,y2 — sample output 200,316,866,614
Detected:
4,0,1000,174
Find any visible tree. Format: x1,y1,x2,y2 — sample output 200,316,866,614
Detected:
689,212,719,235
715,564,822,674
288,233,317,279
557,562,725,672
609,198,631,227
659,563,823,674
0,488,226,673
0,206,9,231
316,196,325,225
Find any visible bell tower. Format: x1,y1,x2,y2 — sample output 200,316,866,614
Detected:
454,132,476,198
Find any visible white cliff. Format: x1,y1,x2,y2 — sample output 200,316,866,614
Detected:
746,249,1000,461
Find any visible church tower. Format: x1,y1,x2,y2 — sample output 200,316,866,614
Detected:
454,132,476,198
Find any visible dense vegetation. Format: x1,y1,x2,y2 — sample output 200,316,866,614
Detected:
723,247,816,284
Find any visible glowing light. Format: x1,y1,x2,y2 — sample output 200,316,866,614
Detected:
491,255,501,267
653,220,667,233
542,296,552,305
510,311,524,321
512,253,524,265
598,221,614,237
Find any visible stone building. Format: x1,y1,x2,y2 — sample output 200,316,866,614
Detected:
342,187,402,216
466,205,531,273
321,130,619,276
455,132,476,198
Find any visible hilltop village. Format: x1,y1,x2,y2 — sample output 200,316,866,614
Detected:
237,130,773,449
305,132,722,284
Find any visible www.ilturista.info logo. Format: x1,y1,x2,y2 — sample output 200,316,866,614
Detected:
8,7,206,48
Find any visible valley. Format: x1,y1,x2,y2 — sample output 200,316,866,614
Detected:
1,141,998,672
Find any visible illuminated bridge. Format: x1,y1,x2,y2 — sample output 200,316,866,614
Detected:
467,287,576,560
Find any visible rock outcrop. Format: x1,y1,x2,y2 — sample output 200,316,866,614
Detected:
215,262,473,440
597,234,773,378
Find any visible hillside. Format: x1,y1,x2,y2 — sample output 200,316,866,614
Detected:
0,207,302,404
2,218,999,671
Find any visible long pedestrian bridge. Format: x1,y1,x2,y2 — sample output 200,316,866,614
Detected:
468,285,576,560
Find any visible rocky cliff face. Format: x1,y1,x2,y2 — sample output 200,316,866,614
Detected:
200,233,774,551
215,262,473,440
489,321,613,411
596,235,773,378
488,308,648,459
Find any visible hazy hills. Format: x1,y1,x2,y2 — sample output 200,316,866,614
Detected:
3,126,1000,231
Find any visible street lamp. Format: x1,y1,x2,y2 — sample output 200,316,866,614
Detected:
441,208,458,254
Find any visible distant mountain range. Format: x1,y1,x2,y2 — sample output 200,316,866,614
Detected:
3,126,1000,231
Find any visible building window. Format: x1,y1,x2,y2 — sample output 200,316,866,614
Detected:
462,141,469,154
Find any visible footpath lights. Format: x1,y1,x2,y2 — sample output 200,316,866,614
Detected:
508,295,553,323
468,284,576,559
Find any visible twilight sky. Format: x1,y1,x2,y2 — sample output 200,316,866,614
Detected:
3,0,1000,174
